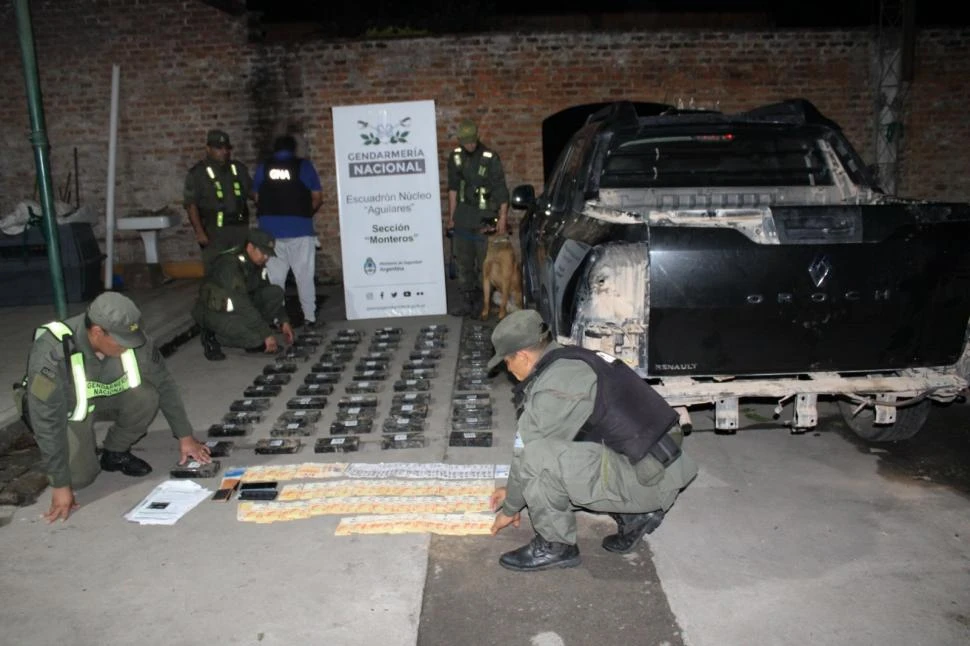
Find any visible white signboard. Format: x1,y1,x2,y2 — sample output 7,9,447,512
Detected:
332,100,446,319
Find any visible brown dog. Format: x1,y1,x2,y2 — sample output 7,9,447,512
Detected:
481,234,523,320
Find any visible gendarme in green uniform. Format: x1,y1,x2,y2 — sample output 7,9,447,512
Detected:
184,129,253,261
192,231,289,350
22,295,195,489
446,120,510,315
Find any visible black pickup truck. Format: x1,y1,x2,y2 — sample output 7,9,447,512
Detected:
512,100,970,441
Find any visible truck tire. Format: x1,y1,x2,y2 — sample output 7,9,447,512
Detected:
837,399,931,442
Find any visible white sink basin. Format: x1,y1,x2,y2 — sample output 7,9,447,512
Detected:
116,213,180,263
116,214,180,230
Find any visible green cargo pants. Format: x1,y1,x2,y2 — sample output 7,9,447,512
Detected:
515,437,698,545
193,283,285,349
452,229,487,296
62,384,160,490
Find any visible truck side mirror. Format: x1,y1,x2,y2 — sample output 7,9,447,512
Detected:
511,185,536,210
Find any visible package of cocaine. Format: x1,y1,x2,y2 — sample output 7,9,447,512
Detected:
334,328,363,340
457,366,491,380
345,381,383,394
448,431,493,447
452,407,493,423
337,394,379,409
271,419,317,437
414,338,446,350
254,438,303,454
368,340,399,352
352,370,388,382
253,373,291,386
419,324,449,335
278,409,322,424
335,407,376,422
451,416,493,431
354,359,390,372
376,326,404,336
304,372,341,385
400,368,437,380
409,348,443,361
208,422,252,437
243,384,282,398
281,346,312,362
229,398,273,412
315,436,360,453
452,393,492,409
286,396,328,410
296,383,334,397
203,440,233,457
382,416,425,433
381,432,427,450
460,350,491,362
361,351,394,362
393,378,431,392
456,377,492,391
389,402,429,418
392,392,431,406
293,333,324,347
317,351,354,364
310,361,345,374
170,459,222,479
403,358,438,370
263,361,298,375
222,410,264,424
330,418,374,435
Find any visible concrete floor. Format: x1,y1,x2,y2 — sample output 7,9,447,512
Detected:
1,281,969,646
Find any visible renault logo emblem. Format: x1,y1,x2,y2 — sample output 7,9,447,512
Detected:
808,254,832,288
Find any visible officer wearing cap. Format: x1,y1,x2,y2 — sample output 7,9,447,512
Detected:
16,292,212,522
184,129,253,262
487,310,698,572
192,228,295,360
446,119,510,317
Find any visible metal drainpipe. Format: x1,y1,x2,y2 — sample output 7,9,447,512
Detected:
14,0,68,319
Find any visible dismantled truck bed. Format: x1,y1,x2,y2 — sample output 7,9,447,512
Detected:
513,100,970,441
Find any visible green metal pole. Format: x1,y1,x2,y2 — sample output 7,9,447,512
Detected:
14,0,67,319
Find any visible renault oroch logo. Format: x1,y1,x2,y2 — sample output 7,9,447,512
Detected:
807,254,832,288
364,257,377,275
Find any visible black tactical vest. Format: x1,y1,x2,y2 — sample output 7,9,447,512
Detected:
256,157,312,218
515,346,678,464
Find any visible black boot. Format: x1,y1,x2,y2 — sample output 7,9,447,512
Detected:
602,510,665,554
100,450,153,477
499,534,581,572
201,330,225,361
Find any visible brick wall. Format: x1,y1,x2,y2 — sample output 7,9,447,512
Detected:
1,0,968,281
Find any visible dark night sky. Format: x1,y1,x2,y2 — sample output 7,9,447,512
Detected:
246,0,966,32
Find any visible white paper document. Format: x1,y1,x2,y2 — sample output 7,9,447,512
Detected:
124,480,212,525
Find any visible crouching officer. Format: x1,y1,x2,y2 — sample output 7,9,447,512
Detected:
192,228,295,360
488,310,698,572
16,292,212,522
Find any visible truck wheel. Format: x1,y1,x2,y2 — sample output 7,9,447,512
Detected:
837,400,931,442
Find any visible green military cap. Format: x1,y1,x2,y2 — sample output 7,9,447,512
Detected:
248,229,277,257
87,292,147,349
457,119,478,144
487,309,549,370
206,129,232,148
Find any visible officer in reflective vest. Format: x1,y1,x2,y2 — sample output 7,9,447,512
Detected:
486,310,698,572
184,129,253,264
18,293,211,522
446,119,510,316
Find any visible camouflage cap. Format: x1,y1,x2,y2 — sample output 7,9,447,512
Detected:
248,229,277,257
487,309,549,370
457,119,478,144
87,292,147,349
206,129,232,148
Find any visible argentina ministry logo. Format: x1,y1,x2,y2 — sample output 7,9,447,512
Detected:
363,257,377,275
